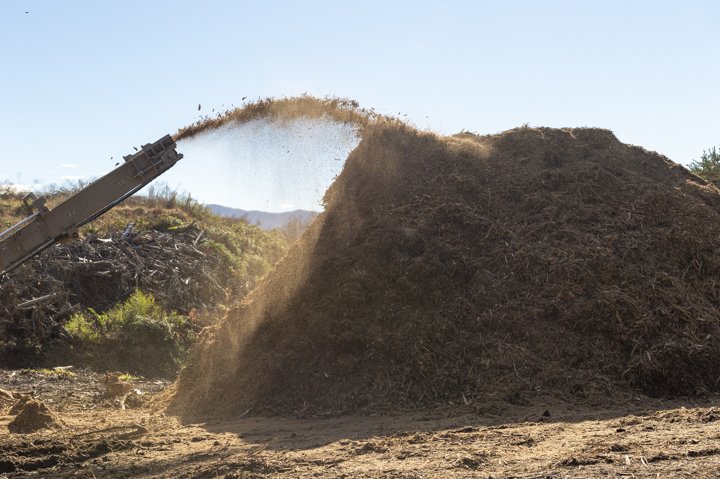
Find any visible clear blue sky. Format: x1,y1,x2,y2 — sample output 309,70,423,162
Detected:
1,0,718,211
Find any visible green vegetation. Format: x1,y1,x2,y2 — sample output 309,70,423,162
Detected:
689,146,720,184
66,290,189,341
35,368,76,377
65,290,196,376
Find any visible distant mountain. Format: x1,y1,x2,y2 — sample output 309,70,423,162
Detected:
207,204,318,230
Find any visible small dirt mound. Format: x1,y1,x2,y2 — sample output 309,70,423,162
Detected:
8,399,62,433
170,98,720,416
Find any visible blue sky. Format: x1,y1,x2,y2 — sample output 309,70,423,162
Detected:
1,0,718,211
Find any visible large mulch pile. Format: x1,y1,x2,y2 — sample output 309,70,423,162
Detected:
170,98,720,416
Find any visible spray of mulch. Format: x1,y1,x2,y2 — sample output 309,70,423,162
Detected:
168,96,720,416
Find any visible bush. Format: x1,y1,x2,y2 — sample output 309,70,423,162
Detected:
65,311,101,341
64,290,196,376
689,146,720,184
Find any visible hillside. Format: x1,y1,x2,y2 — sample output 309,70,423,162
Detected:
0,186,289,373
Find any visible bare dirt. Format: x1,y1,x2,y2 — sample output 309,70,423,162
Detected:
3,369,720,477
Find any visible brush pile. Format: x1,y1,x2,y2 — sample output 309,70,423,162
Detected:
166,99,720,415
0,226,228,363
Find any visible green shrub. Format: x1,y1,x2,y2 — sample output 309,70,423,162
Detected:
147,214,188,231
690,146,720,184
65,312,101,341
64,290,196,376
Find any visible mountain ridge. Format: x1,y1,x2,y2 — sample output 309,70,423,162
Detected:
207,204,318,230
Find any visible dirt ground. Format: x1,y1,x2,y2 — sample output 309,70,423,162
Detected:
2,369,720,478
